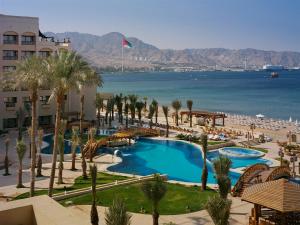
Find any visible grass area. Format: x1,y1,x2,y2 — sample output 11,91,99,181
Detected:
207,141,227,146
60,182,216,215
15,173,128,200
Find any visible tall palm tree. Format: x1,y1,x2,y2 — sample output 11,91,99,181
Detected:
213,156,232,199
79,94,88,179
162,106,169,137
3,137,10,176
128,95,138,124
90,164,99,225
12,55,47,196
143,96,148,115
95,93,104,128
106,99,113,128
57,119,67,185
151,100,158,124
205,195,232,225
201,133,208,191
124,103,129,129
141,174,167,225
36,129,44,177
71,126,80,171
148,105,155,129
16,107,26,141
88,127,97,162
172,100,182,126
115,94,123,124
46,50,102,197
16,139,27,188
110,97,115,121
105,197,132,225
187,100,193,127
136,101,145,126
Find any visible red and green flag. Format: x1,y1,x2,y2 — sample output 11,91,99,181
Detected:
122,38,132,48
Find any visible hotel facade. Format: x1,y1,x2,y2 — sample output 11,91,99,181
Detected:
0,14,97,130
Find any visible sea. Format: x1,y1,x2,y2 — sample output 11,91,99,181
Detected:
99,71,300,121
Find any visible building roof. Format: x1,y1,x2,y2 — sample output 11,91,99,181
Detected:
241,178,300,212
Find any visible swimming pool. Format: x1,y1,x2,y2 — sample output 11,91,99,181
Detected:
218,147,264,159
107,138,243,184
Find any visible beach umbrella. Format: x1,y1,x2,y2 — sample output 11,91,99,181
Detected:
289,117,293,123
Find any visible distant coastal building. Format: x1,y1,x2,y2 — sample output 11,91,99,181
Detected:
262,64,285,71
0,14,97,130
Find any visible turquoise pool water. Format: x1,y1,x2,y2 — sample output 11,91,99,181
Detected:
219,147,264,159
107,138,246,184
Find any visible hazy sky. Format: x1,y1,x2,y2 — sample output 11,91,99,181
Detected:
1,0,300,51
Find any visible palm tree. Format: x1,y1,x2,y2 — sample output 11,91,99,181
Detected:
162,106,169,137
136,101,145,126
205,195,232,225
128,95,138,124
201,133,208,191
172,100,182,126
110,97,115,121
27,127,32,159
141,174,167,225
36,129,44,177
57,119,67,185
95,93,104,128
88,127,97,162
148,105,155,129
16,139,27,188
46,50,102,197
124,104,129,129
71,126,80,171
90,164,99,225
143,96,148,115
106,99,113,128
115,94,124,124
16,107,26,141
151,100,158,124
3,137,10,176
105,197,132,225
79,94,88,179
12,55,47,196
187,100,193,127
213,156,232,199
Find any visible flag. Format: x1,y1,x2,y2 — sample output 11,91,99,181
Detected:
122,38,132,48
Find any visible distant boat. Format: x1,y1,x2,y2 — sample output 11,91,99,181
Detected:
271,72,279,78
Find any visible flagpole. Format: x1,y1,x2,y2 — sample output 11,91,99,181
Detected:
121,42,124,73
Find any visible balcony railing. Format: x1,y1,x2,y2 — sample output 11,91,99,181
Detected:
3,40,18,44
3,56,18,60
21,41,35,45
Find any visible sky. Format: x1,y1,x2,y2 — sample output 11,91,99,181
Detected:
1,0,300,51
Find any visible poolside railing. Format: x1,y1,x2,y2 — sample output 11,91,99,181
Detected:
52,174,168,201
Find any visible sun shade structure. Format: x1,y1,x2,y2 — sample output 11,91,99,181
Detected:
180,110,226,127
242,179,300,213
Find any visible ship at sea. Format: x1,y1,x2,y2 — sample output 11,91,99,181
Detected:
263,64,285,71
271,72,279,78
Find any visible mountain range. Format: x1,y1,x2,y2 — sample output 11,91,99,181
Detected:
46,32,300,70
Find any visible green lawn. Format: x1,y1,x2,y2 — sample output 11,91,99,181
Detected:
60,182,216,215
15,173,128,200
207,141,227,146
249,147,268,153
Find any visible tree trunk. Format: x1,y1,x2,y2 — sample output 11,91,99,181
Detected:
90,201,99,225
189,110,192,128
80,95,88,179
48,96,63,197
3,155,10,176
176,111,179,126
58,161,64,184
166,120,169,138
71,151,76,170
155,109,158,124
202,151,208,191
30,91,37,197
152,210,159,225
17,161,24,188
36,154,43,177
126,115,128,128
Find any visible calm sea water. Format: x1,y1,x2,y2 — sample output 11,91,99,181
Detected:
100,71,300,120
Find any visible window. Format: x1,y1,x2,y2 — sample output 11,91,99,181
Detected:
3,50,18,60
4,97,17,108
3,35,18,44
3,118,17,129
23,96,32,108
39,115,52,126
21,35,35,45
39,51,51,58
21,51,35,59
40,95,50,105
3,66,16,72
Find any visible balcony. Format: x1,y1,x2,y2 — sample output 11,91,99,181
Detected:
21,41,35,45
3,40,18,45
3,55,18,60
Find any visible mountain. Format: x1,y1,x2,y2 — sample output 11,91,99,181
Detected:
45,31,300,70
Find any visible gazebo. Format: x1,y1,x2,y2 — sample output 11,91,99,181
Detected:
180,110,226,127
242,178,300,225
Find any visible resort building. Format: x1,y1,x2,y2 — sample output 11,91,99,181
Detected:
0,14,97,130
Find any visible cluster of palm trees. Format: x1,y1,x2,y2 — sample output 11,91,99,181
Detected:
5,50,102,197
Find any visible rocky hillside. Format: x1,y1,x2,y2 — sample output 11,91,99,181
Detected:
46,32,300,70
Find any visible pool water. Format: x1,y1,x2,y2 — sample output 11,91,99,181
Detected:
41,134,80,154
218,147,264,159
108,138,241,184
207,150,272,169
